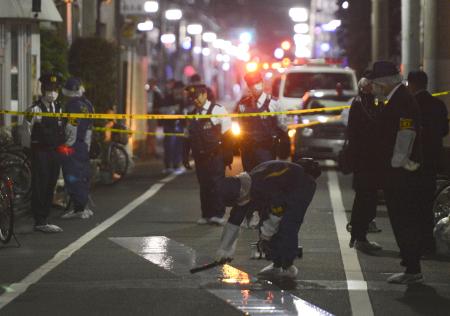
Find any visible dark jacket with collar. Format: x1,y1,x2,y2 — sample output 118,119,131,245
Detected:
377,84,422,188
414,90,449,173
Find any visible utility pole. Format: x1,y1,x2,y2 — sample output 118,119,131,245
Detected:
96,0,102,37
371,0,389,63
401,0,420,76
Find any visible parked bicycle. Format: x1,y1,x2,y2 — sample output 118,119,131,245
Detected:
0,129,31,211
433,175,450,225
0,176,14,244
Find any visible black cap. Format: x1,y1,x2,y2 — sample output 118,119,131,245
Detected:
407,70,428,88
39,72,63,90
63,77,82,92
244,72,263,86
368,61,399,79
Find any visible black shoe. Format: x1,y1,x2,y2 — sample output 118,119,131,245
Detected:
367,221,382,233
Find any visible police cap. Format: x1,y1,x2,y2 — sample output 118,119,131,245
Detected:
244,72,263,86
39,72,63,91
184,84,207,99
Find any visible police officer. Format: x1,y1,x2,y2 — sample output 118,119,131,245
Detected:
369,61,424,284
183,84,233,225
215,159,320,278
236,71,288,172
59,77,94,220
407,70,449,254
28,73,65,233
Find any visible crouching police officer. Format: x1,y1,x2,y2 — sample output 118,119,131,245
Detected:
183,84,234,225
215,159,320,278
59,77,94,220
236,71,288,172
28,73,65,233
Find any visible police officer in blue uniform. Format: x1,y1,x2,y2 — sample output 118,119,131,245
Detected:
236,72,286,172
59,77,94,220
215,159,320,278
28,73,65,233
183,84,233,225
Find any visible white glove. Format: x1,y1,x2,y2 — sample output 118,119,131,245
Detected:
216,223,240,262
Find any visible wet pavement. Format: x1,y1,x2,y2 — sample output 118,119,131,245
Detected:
0,159,450,315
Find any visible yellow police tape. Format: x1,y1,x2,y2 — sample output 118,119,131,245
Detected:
0,90,448,127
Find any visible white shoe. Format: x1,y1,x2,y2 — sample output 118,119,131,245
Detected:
197,218,209,225
209,216,226,226
35,224,63,233
85,208,94,217
279,265,299,278
258,263,282,276
61,209,90,219
173,167,186,175
387,272,423,284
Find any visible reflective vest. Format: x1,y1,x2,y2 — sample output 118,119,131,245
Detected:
188,103,222,159
238,95,277,146
30,100,64,149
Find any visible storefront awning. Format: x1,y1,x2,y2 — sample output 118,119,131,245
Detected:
0,0,62,22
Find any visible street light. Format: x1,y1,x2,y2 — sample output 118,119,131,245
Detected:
213,38,225,49
187,24,203,35
161,33,176,44
137,20,154,32
165,9,182,21
289,7,308,22
144,1,159,13
239,32,252,44
274,48,284,59
342,1,349,9
322,20,341,32
202,47,211,56
281,41,291,50
202,32,217,43
294,23,309,34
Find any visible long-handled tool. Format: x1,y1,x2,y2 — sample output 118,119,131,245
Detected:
190,258,232,274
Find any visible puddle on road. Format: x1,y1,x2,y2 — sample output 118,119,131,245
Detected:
111,236,333,316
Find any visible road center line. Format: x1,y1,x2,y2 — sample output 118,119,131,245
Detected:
325,161,374,316
0,172,178,310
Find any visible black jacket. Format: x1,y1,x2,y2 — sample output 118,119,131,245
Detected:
347,94,383,189
377,84,422,189
414,90,449,173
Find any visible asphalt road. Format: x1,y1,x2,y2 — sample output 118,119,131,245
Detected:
1,158,450,316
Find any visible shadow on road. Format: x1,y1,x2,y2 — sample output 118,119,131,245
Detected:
398,284,450,315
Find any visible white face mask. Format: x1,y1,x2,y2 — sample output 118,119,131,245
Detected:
44,91,59,103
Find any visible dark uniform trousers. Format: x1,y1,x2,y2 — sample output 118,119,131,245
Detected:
60,142,90,212
240,144,274,172
350,187,378,241
418,171,437,252
195,154,225,219
383,169,423,274
31,148,60,225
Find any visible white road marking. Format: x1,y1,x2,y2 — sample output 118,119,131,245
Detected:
111,236,333,316
325,160,374,316
0,173,178,310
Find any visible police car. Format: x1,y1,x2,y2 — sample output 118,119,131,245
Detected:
273,59,358,160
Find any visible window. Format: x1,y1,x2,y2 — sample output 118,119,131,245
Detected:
284,72,355,98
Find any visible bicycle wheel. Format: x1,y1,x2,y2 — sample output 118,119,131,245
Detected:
0,161,32,207
433,183,450,225
0,178,14,244
107,143,129,184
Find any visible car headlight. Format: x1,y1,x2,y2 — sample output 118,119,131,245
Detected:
301,128,314,137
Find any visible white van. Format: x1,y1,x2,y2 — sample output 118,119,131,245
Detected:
272,62,359,160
